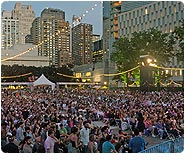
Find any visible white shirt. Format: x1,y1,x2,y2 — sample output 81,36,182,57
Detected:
80,127,90,146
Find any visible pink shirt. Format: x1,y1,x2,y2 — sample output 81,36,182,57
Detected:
44,136,56,153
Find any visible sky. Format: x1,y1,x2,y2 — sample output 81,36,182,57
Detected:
1,0,103,36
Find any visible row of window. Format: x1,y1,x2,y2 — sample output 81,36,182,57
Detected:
119,10,183,28
119,23,175,36
119,2,183,21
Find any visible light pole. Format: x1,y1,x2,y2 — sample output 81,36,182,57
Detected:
140,55,157,91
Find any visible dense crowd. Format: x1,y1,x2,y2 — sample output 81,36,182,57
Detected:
1,87,184,153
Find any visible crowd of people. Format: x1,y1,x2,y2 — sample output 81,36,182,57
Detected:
1,87,184,153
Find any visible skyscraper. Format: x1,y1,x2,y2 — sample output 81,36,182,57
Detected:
72,23,93,65
31,8,71,67
103,1,184,85
11,2,35,44
1,11,19,49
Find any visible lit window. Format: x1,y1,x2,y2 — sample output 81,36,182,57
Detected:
175,70,178,76
169,26,173,33
179,70,182,76
170,70,173,76
174,7,176,13
145,8,148,15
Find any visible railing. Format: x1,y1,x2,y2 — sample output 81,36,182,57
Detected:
140,137,184,153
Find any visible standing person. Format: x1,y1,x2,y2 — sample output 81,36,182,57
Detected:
80,121,90,153
67,126,79,153
32,136,45,153
128,128,147,153
44,129,58,153
87,134,98,153
22,136,33,153
16,122,25,143
2,133,19,153
102,134,117,153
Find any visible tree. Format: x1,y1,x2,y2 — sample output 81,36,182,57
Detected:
1,65,74,82
111,28,174,86
170,19,184,63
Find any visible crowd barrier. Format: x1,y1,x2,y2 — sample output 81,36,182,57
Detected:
140,137,184,153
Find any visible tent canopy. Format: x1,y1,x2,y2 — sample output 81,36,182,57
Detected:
33,74,55,90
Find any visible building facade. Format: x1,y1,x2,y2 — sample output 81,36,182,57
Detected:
31,8,71,68
92,34,100,42
11,2,35,44
1,44,49,67
72,23,93,65
103,1,184,85
1,11,19,49
118,1,184,39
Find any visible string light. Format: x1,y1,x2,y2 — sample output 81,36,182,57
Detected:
2,2,102,62
103,65,140,77
1,72,32,79
76,1,102,22
57,65,140,78
151,65,184,70
159,80,183,87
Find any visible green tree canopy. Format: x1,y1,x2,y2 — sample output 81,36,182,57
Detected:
170,19,184,62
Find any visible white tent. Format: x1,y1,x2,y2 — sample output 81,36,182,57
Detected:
33,74,55,90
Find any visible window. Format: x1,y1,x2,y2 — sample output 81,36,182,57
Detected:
147,14,149,21
174,6,177,13
162,1,165,8
129,13,131,19
131,19,133,26
169,6,172,14
165,8,167,16
176,12,179,21
154,19,156,26
139,16,141,24
153,4,156,10
162,17,165,24
169,25,173,33
158,18,160,26
178,3,181,11
143,15,145,22
145,8,148,15
149,5,152,12
133,11,135,18
181,10,184,18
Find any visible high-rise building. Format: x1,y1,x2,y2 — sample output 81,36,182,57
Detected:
1,11,19,49
93,39,103,63
11,2,35,44
41,8,65,20
118,1,184,39
103,1,184,85
72,23,93,65
31,8,71,67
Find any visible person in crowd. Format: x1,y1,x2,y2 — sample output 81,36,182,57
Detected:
32,136,45,153
67,126,79,153
80,121,90,153
102,134,117,153
16,122,25,143
1,88,184,153
44,129,59,153
22,136,33,153
2,133,19,153
128,128,147,153
87,134,98,153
